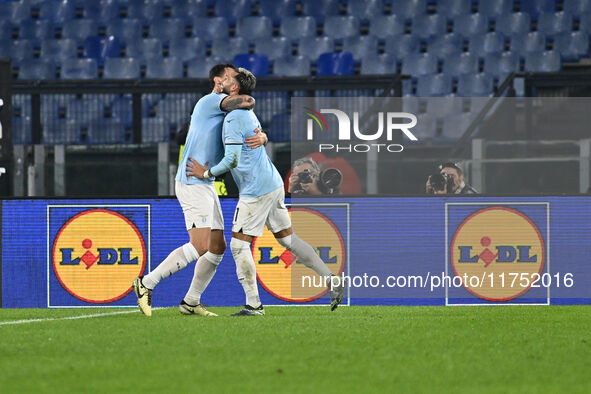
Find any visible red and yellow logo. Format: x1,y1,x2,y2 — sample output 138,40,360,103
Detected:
52,209,146,303
252,208,346,302
450,206,545,301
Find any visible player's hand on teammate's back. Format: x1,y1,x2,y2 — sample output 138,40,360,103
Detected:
245,128,267,149
186,158,209,179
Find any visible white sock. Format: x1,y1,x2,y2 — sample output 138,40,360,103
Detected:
183,252,223,305
142,243,199,290
276,234,333,278
230,237,261,307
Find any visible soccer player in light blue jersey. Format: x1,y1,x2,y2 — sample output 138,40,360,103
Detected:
132,64,268,317
188,68,345,315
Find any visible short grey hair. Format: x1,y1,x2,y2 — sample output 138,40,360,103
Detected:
293,157,320,174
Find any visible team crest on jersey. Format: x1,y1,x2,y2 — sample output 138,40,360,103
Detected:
52,208,147,304
450,206,546,301
252,208,346,302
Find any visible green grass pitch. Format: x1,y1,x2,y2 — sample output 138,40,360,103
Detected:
1,306,590,393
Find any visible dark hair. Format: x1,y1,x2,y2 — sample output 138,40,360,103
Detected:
234,68,256,95
439,162,463,177
208,63,236,90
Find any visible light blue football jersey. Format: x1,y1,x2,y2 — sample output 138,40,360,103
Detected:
175,92,227,185
222,109,283,198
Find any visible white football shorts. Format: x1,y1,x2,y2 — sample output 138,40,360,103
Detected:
232,187,291,236
175,181,224,231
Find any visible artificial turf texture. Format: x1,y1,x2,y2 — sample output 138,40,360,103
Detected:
1,306,590,393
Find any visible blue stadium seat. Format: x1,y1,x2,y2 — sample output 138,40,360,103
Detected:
323,16,360,40
18,59,56,80
43,119,81,145
273,55,311,76
519,0,556,20
142,118,168,143
556,31,589,61
169,37,206,62
495,12,531,35
61,19,98,42
442,112,474,139
214,0,252,26
5,1,31,24
103,57,140,79
477,0,513,16
233,53,269,76
280,16,316,40
12,115,33,145
453,13,489,36
169,0,208,19
409,113,436,140
88,119,127,144
401,53,438,76
347,0,384,22
301,0,340,24
436,0,472,18
370,15,405,39
510,31,546,53
342,35,379,59
149,18,188,43
18,20,55,41
483,51,520,78
236,16,273,40
210,37,248,59
83,35,121,65
297,37,334,60
416,73,453,96
537,12,573,35
564,0,591,14
186,56,223,78
427,33,464,58
411,14,448,39
39,0,76,23
60,58,98,79
457,73,494,96
360,54,396,75
392,0,427,19
146,57,184,79
126,1,164,23
468,32,506,57
109,96,132,127
259,0,297,25
125,38,163,63
7,40,34,64
90,0,121,21
41,39,78,61
254,37,291,60
317,52,354,76
190,17,229,42
579,12,591,35
442,52,479,75
269,113,290,142
106,19,143,44
0,21,14,39
384,34,421,59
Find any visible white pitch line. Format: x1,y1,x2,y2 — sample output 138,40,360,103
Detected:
0,308,163,326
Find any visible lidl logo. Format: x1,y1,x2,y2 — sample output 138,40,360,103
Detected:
450,206,545,301
52,208,147,303
252,208,346,302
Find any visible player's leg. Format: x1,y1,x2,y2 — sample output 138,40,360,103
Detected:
132,182,209,316
229,196,268,316
181,190,226,316
268,188,345,310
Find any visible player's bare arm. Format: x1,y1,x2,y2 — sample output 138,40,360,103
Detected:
186,158,209,179
221,95,255,111
245,128,268,148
